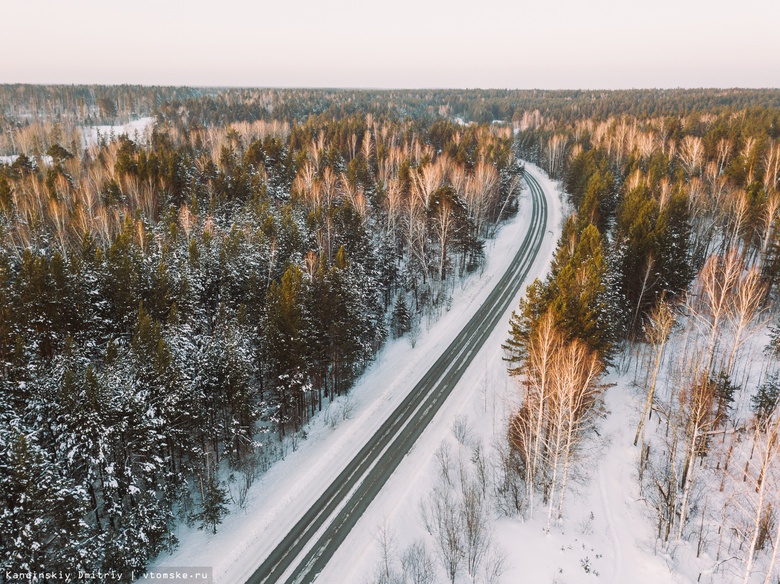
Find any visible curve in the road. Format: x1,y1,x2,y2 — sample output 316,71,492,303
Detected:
247,169,549,584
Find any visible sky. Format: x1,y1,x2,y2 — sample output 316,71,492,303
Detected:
2,0,779,89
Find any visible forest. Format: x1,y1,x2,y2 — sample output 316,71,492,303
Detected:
504,96,780,582
0,85,520,576
2,85,780,582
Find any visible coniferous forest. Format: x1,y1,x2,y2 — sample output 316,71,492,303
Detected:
2,86,780,582
504,93,780,582
0,86,521,575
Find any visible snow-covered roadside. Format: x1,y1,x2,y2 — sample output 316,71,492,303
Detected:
146,163,562,582
316,163,566,583
321,164,680,584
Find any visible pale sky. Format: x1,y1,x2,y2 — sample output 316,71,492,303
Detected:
2,0,779,88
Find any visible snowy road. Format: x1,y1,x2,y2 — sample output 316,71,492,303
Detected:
246,171,551,584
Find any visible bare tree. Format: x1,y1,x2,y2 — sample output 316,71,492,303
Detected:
545,134,568,178
635,299,676,448
435,442,454,489
466,160,499,236
717,137,733,175
724,266,767,378
553,340,604,525
373,520,401,584
493,434,525,515
430,191,455,302
676,365,717,540
508,311,605,529
760,190,780,261
741,136,758,184
460,477,490,578
739,407,780,583
481,548,508,584
509,311,561,518
401,540,437,584
680,135,705,177
422,485,463,584
691,252,742,377
412,161,444,209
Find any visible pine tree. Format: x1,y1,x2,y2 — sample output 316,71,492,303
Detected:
390,295,412,339
0,419,94,572
615,184,692,338
505,220,616,366
0,175,13,213
103,220,145,332
196,469,229,535
46,143,74,165
265,264,310,435
325,247,370,396
752,375,780,422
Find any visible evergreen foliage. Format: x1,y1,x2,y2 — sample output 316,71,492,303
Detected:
3,85,780,575
505,218,617,367
390,295,412,339
0,87,525,574
752,375,780,422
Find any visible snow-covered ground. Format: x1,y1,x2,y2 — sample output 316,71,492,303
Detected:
0,154,53,166
319,168,681,584
338,371,682,584
80,116,155,148
485,374,680,584
145,162,779,583
146,163,563,582
0,117,154,162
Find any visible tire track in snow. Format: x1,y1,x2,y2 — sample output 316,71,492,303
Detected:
599,462,623,584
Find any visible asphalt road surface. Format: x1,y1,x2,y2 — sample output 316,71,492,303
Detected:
247,169,550,584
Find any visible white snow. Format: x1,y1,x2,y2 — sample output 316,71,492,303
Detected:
80,116,155,149
149,164,706,584
145,162,562,582
0,154,53,167
499,374,679,584
316,165,680,584
0,117,154,163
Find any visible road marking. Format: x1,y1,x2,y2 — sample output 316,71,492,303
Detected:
248,167,550,584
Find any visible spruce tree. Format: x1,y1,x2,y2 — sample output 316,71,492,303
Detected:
505,220,615,364
196,471,229,535
752,375,780,422
0,422,94,572
265,264,310,434
390,294,412,338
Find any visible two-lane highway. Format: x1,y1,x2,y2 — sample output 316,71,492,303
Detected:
247,169,550,584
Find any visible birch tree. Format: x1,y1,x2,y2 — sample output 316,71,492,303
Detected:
739,409,780,583
634,299,676,449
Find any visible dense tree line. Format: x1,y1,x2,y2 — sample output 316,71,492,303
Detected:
5,85,780,579
522,104,780,315
151,88,780,129
507,94,780,580
0,84,203,124
0,91,521,576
